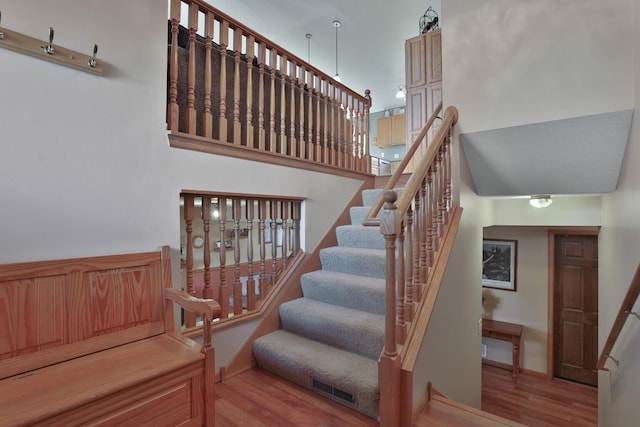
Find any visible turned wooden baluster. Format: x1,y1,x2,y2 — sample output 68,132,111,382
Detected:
330,84,337,166
270,201,278,280
306,73,314,159
218,20,229,142
444,128,453,219
349,96,356,171
184,195,196,327
413,190,423,303
397,218,406,345
185,3,198,134
246,200,256,310
291,201,300,253
281,201,289,269
289,62,297,158
167,0,180,131
354,100,362,172
218,197,229,318
436,146,446,236
233,29,243,145
423,175,433,294
279,55,288,154
269,49,277,152
232,199,242,315
323,82,330,164
315,77,322,162
202,11,214,138
258,200,268,298
245,35,255,148
364,90,372,174
202,196,213,300
257,42,266,151
336,89,343,167
298,68,306,159
431,160,440,254
405,206,415,323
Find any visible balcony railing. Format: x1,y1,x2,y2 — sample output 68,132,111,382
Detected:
167,0,372,175
180,192,302,327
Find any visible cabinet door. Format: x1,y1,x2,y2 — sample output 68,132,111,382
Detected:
391,114,406,146
377,116,392,148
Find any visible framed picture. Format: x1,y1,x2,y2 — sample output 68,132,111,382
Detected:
482,239,517,291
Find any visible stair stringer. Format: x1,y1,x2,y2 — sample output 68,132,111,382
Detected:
220,178,376,380
397,205,463,426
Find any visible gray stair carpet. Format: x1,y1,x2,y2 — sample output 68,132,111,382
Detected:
252,188,401,420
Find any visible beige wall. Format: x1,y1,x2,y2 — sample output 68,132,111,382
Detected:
482,226,549,373
598,1,640,425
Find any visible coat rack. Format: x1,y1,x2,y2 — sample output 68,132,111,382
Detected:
0,11,103,76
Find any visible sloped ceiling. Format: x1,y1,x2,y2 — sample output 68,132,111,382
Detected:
460,110,634,197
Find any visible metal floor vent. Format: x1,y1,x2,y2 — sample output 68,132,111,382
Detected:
311,378,356,407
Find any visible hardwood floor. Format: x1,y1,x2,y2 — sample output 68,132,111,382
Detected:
215,368,377,427
215,365,598,426
481,364,598,427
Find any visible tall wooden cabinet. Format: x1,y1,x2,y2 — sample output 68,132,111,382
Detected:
405,29,442,155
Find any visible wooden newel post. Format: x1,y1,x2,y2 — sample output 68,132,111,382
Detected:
379,189,401,427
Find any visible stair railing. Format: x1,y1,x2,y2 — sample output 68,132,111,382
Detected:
167,0,372,175
596,261,640,370
365,104,458,426
180,192,302,327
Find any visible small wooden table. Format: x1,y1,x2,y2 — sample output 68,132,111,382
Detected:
482,318,523,381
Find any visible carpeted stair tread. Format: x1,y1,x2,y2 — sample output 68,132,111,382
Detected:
320,246,386,278
336,224,385,249
349,206,379,226
279,298,384,360
301,270,385,315
253,330,379,419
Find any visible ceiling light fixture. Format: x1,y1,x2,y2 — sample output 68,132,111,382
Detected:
333,20,341,82
395,84,406,99
529,194,553,208
305,33,312,63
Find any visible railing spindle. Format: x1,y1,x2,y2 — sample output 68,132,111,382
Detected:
245,35,255,148
289,62,297,158
257,42,266,151
279,55,288,154
246,200,256,310
202,11,214,138
259,200,268,298
233,29,243,145
269,49,277,152
218,197,229,318
184,195,196,327
167,0,181,132
185,3,198,134
218,20,229,141
202,196,213,300
232,199,242,315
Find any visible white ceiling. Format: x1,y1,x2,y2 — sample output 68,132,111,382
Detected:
210,0,441,113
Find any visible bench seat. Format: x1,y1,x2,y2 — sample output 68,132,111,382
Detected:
3,334,205,426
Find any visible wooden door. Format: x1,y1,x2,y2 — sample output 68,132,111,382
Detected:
553,235,598,386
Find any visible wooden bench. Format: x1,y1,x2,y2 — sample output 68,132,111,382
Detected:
0,246,220,426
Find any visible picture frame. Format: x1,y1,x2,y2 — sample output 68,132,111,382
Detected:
482,239,517,291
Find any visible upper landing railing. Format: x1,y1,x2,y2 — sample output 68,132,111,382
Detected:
167,0,372,175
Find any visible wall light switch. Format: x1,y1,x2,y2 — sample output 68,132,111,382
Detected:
393,154,399,159
481,344,487,358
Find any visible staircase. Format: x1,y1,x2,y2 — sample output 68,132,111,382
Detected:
253,187,395,419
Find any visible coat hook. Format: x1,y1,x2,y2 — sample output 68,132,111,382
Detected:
44,26,54,55
88,44,98,68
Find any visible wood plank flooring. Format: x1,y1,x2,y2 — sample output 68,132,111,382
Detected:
481,364,598,427
215,365,598,426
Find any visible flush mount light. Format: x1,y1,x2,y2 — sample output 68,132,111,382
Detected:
529,195,553,208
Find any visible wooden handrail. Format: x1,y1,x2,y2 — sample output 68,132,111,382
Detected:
596,261,640,370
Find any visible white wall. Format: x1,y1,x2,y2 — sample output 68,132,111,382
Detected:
0,0,365,367
598,1,640,425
